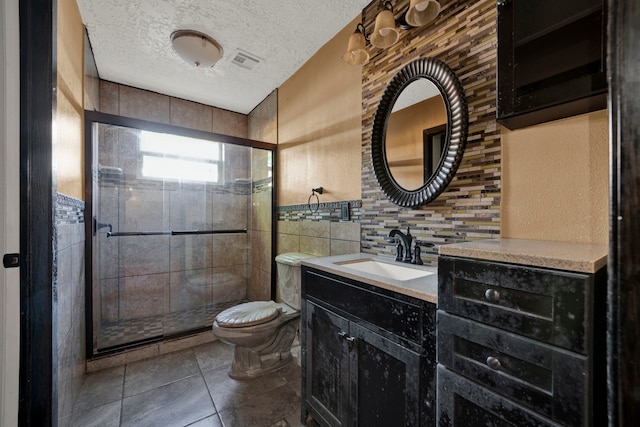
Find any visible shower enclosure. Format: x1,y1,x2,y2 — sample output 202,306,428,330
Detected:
84,112,275,356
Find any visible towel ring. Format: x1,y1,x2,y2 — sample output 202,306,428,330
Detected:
308,187,323,213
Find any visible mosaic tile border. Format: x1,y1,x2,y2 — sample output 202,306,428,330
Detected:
55,193,85,224
277,200,362,222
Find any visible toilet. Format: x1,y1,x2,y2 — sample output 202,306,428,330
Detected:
212,252,315,379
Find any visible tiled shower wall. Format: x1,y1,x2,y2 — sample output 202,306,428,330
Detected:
55,194,86,426
360,0,501,263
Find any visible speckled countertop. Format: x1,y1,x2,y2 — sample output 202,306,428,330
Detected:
301,253,439,304
439,238,608,273
301,239,607,305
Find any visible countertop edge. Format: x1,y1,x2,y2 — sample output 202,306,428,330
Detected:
439,238,608,274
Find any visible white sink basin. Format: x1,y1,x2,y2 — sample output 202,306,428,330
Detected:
335,259,434,281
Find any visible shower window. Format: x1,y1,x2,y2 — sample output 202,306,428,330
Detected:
84,111,276,357
139,131,224,183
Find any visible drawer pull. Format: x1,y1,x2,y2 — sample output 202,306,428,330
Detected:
486,356,502,370
484,288,501,302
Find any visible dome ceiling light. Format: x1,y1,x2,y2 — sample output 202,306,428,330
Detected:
170,30,223,68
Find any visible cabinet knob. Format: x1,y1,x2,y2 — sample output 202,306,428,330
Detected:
486,356,502,370
338,331,347,339
484,288,501,302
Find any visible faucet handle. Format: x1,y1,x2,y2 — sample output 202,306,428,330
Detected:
411,244,423,265
395,242,404,262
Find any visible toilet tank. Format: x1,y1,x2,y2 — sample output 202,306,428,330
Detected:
275,252,316,310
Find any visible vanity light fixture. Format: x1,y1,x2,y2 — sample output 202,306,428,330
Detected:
343,0,442,65
170,30,223,68
342,23,370,66
371,2,400,48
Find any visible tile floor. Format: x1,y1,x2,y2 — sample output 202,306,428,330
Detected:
70,340,318,427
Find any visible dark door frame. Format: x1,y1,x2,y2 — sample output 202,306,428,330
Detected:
607,0,640,425
19,0,56,424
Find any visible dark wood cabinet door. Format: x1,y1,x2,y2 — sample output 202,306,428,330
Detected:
304,301,351,427
350,322,423,427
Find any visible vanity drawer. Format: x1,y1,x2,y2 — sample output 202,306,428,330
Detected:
437,365,561,427
303,268,425,346
438,256,593,354
438,311,589,426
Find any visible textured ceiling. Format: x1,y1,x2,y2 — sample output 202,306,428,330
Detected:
77,0,371,115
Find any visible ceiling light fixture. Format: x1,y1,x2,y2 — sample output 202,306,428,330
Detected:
170,30,223,68
343,0,441,65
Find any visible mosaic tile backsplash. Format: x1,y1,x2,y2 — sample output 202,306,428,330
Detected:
360,0,501,264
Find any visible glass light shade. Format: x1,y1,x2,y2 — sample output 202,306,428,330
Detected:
405,0,441,27
370,9,399,48
342,30,369,65
171,30,223,68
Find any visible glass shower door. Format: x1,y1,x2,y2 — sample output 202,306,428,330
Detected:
90,121,259,354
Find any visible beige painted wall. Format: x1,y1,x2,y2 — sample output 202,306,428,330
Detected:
56,0,84,199
501,109,609,244
277,17,363,206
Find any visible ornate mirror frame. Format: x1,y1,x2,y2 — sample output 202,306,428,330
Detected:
371,57,468,208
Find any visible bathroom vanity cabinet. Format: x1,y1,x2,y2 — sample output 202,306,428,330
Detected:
436,254,606,426
301,266,437,427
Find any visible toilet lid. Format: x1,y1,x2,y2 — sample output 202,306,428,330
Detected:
215,301,281,328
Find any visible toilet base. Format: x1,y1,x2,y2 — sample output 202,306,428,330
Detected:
228,319,299,380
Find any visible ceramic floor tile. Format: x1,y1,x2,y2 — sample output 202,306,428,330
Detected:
73,365,125,416
123,349,200,397
217,383,301,427
70,400,121,427
203,361,291,412
192,340,235,372
121,374,215,427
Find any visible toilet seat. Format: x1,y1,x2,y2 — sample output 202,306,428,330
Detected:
215,301,281,328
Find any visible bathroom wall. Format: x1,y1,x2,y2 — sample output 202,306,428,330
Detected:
501,110,609,245
57,0,84,200
56,0,86,424
277,16,363,205
270,0,608,261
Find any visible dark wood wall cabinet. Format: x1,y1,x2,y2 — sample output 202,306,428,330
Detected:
496,0,607,130
436,255,606,426
301,266,437,427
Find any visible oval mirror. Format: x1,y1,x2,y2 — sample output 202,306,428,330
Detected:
371,58,468,207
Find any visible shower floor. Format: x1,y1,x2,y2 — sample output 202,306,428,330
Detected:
96,300,242,352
